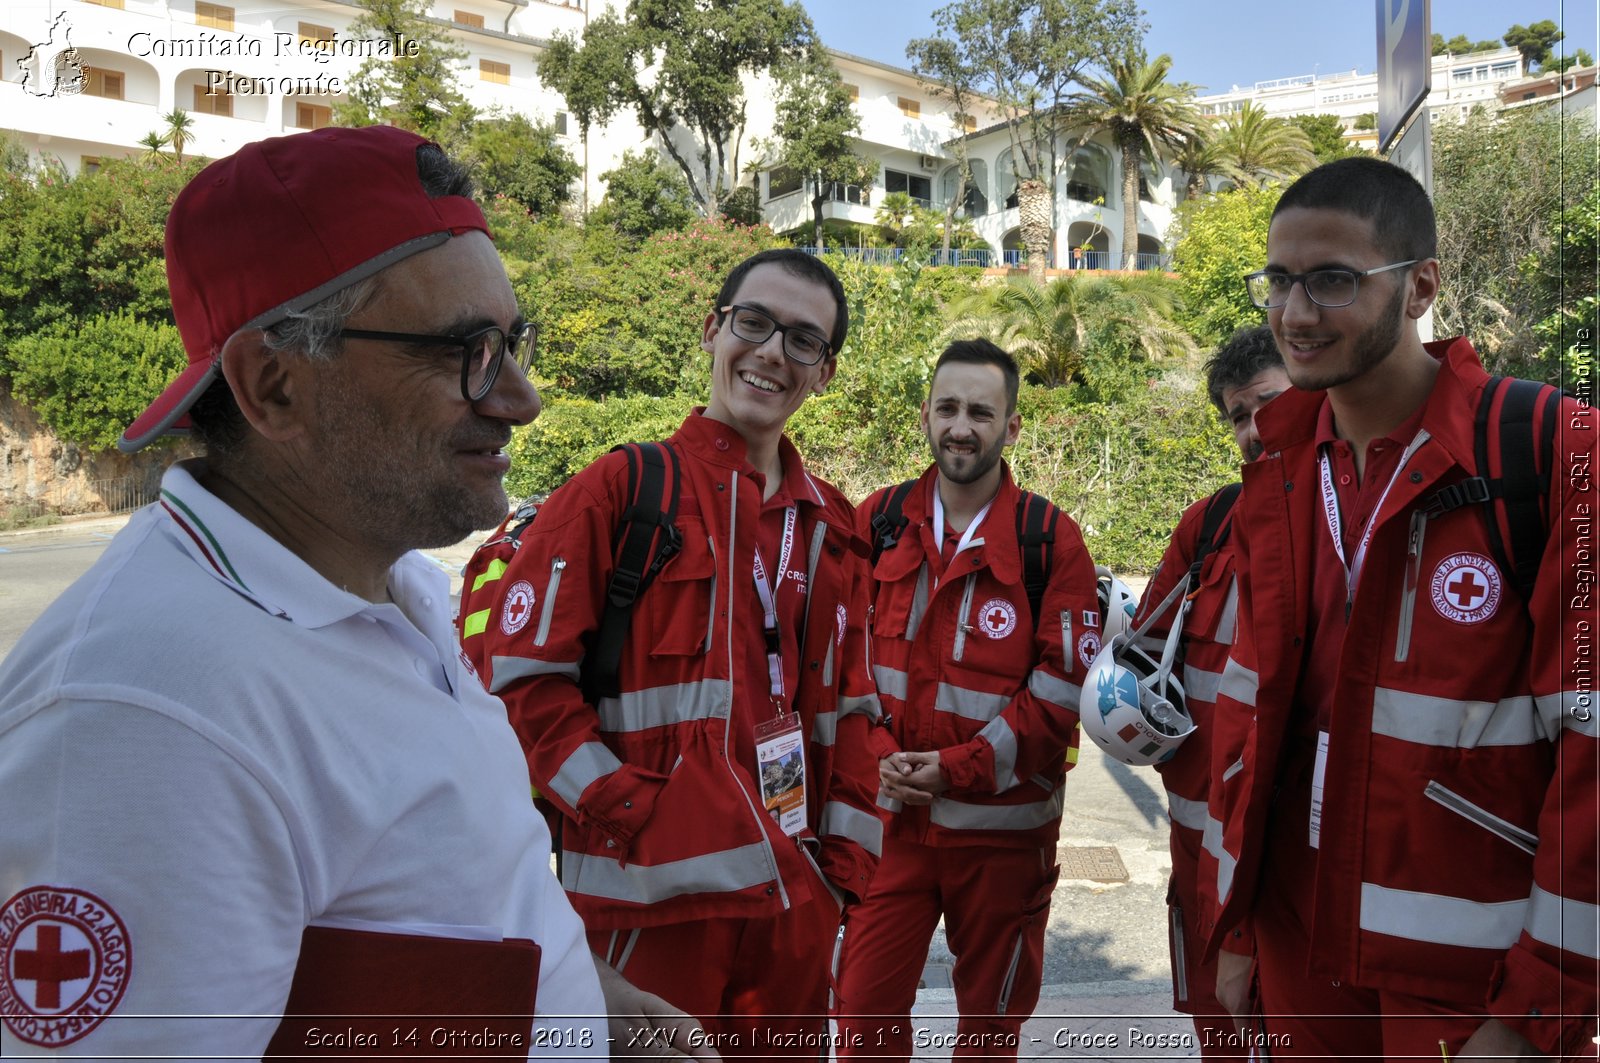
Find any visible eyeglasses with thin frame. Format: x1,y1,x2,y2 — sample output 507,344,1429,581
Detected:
718,304,832,366
337,321,537,402
1243,260,1419,309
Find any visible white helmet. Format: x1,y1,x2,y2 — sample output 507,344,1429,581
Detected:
1079,580,1196,766
1096,565,1137,641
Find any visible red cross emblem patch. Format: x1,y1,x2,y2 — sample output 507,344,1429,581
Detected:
977,598,1017,639
501,580,536,636
1430,552,1502,625
1,886,131,1047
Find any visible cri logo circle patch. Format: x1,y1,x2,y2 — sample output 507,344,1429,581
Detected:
501,580,536,635
1,886,132,1047
1430,552,1502,624
1077,631,1102,670
977,598,1017,639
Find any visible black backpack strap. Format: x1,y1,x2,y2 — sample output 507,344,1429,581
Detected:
868,479,919,567
1188,482,1242,592
583,442,682,703
1014,491,1059,629
1491,378,1559,603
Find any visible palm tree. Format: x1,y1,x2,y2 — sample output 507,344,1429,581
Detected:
137,131,169,163
1068,50,1200,270
1172,127,1239,201
162,110,195,165
945,273,1194,387
1215,102,1316,187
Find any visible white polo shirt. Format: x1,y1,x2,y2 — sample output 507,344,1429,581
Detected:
0,461,604,1059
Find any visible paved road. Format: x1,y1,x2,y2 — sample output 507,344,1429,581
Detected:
1,514,1196,1060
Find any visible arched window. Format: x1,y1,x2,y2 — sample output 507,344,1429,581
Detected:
939,159,989,216
1139,158,1161,203
1066,145,1110,203
996,148,1020,210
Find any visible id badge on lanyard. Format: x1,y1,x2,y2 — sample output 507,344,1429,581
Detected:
752,506,806,836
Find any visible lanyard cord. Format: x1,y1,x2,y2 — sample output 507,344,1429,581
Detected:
751,506,798,704
1317,429,1431,617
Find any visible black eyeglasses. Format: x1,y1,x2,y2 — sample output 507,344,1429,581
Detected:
337,322,537,402
1244,261,1418,309
718,304,832,366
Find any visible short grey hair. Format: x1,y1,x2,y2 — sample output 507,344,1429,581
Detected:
260,275,380,362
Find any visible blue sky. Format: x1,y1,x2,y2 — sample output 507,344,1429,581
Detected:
802,0,1599,95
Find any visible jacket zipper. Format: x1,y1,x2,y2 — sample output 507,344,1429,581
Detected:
703,535,717,656
995,932,1023,1015
1423,780,1538,855
1395,510,1427,662
1059,609,1072,662
952,572,978,662
533,557,565,647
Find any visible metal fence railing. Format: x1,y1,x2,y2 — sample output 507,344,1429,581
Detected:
87,476,157,515
797,246,1171,272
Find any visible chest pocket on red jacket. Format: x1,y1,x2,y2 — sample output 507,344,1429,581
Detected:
647,517,717,657
1182,554,1239,647
870,545,926,641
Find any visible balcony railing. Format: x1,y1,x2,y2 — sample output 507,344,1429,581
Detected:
795,247,1173,271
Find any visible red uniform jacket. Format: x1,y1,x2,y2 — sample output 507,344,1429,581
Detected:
859,464,1099,848
1204,338,1597,1057
465,413,883,930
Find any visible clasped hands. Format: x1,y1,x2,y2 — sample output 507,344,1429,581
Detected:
879,751,948,805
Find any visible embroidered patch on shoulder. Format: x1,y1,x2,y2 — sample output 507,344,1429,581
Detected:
1430,552,1502,624
977,598,1017,639
1077,631,1102,669
1,886,132,1047
500,580,536,636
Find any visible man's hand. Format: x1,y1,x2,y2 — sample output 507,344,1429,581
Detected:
1214,948,1253,1041
1456,1017,1547,1061
878,752,946,804
594,957,721,1060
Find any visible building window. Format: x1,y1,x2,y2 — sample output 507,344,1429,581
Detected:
954,112,977,133
298,22,335,48
454,10,485,27
822,181,868,205
844,83,859,103
195,2,235,30
884,169,931,207
553,111,568,135
897,96,920,119
479,59,510,85
83,0,125,7
81,156,102,175
767,166,802,199
194,85,232,116
84,68,124,100
295,102,333,128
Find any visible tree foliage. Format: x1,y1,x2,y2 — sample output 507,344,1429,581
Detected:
541,0,815,218
906,33,984,257
1289,113,1368,165
1167,183,1280,347
463,113,579,217
1503,20,1564,71
1067,48,1200,268
335,0,474,143
763,46,875,251
589,149,697,241
1215,102,1315,187
1431,32,1501,56
1432,108,1597,380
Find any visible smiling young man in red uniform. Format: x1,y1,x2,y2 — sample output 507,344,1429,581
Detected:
1204,157,1597,1059
1130,326,1288,1059
463,249,882,1055
834,340,1099,1060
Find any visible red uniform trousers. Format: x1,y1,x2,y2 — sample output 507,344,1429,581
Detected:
833,837,1057,1061
1167,824,1248,1061
591,893,840,1060
1252,744,1490,1061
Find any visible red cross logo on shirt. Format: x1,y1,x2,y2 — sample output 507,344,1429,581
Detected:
987,607,1008,629
14,925,89,1010
500,580,536,636
977,598,1017,639
1447,570,1486,609
507,596,529,624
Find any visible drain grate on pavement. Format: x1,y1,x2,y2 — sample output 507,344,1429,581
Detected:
1058,844,1129,883
918,961,953,990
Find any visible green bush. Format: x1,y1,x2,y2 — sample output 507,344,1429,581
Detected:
505,393,688,498
9,313,188,451
1168,184,1281,348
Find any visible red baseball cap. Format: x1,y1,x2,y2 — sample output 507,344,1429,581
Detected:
119,125,489,452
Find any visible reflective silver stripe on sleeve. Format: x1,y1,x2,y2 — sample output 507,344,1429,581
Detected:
977,715,1019,791
1372,688,1543,748
873,664,908,701
1536,691,1600,739
488,655,581,692
1168,791,1208,832
596,678,733,732
812,710,837,747
838,693,882,721
1028,669,1082,711
1359,882,1526,950
1204,816,1236,903
1214,576,1239,646
1527,884,1600,959
1221,757,1245,783
549,740,622,808
936,682,1011,722
1217,659,1258,707
821,801,884,857
929,786,1064,831
1182,663,1224,706
877,791,903,814
562,842,773,904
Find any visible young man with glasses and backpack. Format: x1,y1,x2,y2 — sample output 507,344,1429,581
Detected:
461,249,882,1055
1206,156,1596,1060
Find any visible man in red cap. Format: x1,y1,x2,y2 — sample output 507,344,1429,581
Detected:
0,126,705,1059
